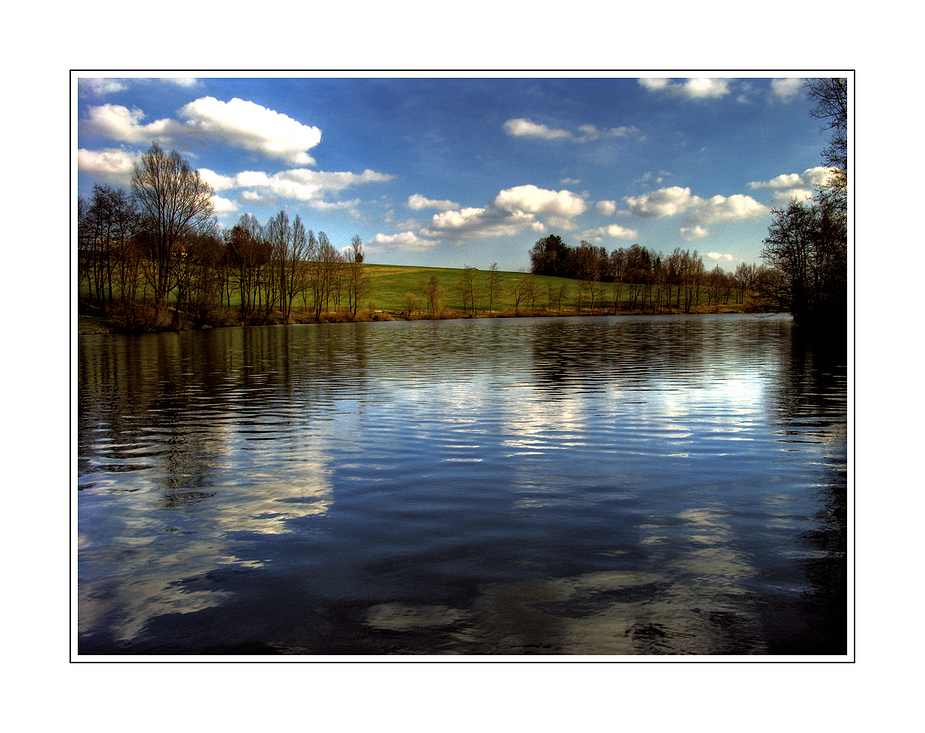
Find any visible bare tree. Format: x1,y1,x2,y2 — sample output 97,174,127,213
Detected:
486,262,503,314
421,275,443,315
131,142,214,310
458,268,477,313
346,235,371,318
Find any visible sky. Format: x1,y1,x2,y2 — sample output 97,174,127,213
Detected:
74,73,836,273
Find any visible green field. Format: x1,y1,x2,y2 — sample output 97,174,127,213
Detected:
359,263,744,317
78,261,755,333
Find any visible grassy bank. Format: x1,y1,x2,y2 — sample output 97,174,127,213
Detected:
78,263,764,333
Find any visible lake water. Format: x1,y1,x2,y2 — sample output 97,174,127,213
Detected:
76,314,848,657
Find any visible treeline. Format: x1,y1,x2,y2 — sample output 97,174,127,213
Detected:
760,79,847,329
78,183,370,329
529,235,773,313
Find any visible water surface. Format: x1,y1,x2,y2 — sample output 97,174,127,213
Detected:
77,315,848,656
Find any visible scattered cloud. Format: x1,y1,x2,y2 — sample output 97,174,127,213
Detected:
580,224,638,241
407,193,460,211
83,97,324,166
639,77,731,101
680,225,709,241
368,231,439,252
408,184,588,242
80,78,129,97
705,251,737,263
494,184,587,219
179,97,322,165
622,186,766,224
747,166,834,205
503,118,572,141
696,194,767,223
623,186,693,219
210,195,239,216
76,147,139,187
503,118,638,142
596,200,617,216
419,206,534,240
198,168,238,191
198,167,392,203
84,104,175,144
770,78,803,103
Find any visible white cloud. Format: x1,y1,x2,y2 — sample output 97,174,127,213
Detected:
575,124,639,140
503,118,572,140
80,78,128,96
623,186,766,224
623,186,694,219
494,184,587,218
503,118,638,142
368,231,439,251
84,104,176,144
680,225,709,241
747,166,833,205
581,224,638,241
77,147,139,187
84,97,324,166
419,204,537,241
639,77,731,101
407,193,460,211
770,78,803,103
705,252,737,262
198,168,238,191
210,195,239,216
195,166,392,216
596,200,617,216
178,97,322,165
231,167,393,202
696,194,766,223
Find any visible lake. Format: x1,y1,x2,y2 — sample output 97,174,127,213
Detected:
76,314,848,657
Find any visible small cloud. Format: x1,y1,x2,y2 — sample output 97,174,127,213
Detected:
84,96,326,167
77,147,138,187
368,231,439,252
596,200,617,216
639,77,731,101
748,166,833,205
705,251,737,262
179,96,322,166
503,118,572,141
623,186,766,224
503,118,638,142
581,224,638,241
210,195,239,216
770,78,803,103
680,226,709,241
494,184,587,218
79,78,128,96
198,167,238,191
407,193,460,211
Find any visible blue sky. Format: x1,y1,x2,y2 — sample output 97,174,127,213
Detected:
75,74,834,272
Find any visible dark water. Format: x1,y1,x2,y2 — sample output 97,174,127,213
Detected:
76,315,848,656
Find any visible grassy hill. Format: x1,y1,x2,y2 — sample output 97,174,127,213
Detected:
78,262,755,333
360,263,743,317
364,263,580,314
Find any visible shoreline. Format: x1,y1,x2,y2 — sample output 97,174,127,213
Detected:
78,305,775,335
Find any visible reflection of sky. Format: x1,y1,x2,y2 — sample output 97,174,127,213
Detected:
356,505,766,655
78,420,335,643
79,316,846,655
